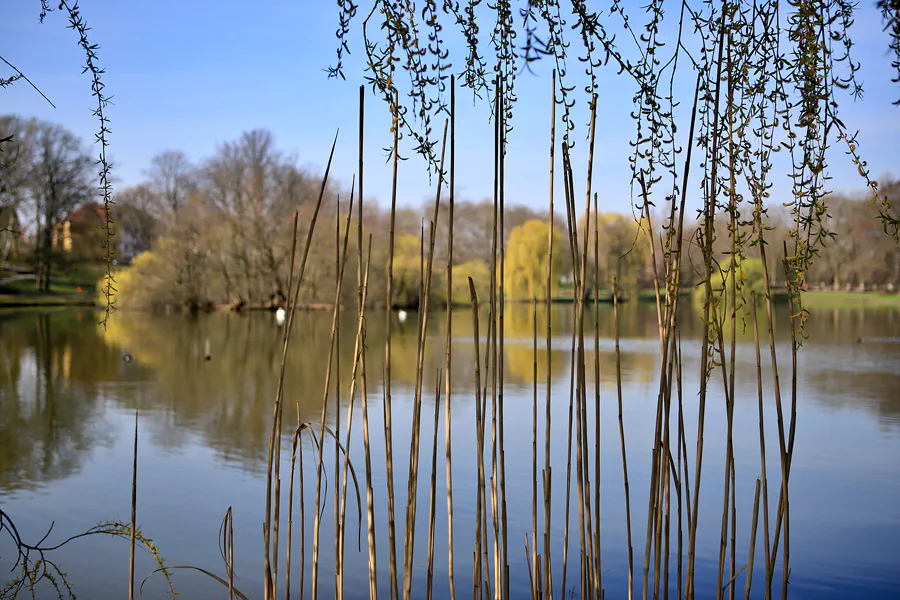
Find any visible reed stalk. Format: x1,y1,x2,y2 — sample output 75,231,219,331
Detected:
265,132,337,600
498,85,510,600
357,89,377,596
638,172,664,600
750,291,771,600
286,432,299,600
360,330,377,599
592,188,601,600
425,371,443,600
226,507,235,600
129,410,137,600
558,146,578,600
718,35,738,600
614,274,633,600
757,230,786,600
401,119,449,600
310,192,355,600
384,91,401,600
444,73,457,600
469,277,487,600
531,296,539,600
284,211,301,600
338,236,373,591
335,86,369,598
543,70,556,600
780,242,799,600
675,338,689,600
744,479,762,600
686,15,727,597
488,86,501,600
334,190,342,600
579,95,599,599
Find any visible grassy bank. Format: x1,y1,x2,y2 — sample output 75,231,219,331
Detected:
0,266,101,307
803,290,900,308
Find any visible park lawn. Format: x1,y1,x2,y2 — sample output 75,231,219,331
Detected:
0,294,95,307
802,290,900,308
0,265,104,306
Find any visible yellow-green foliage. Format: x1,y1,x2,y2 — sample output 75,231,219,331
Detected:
592,212,652,292
504,219,564,299
692,256,766,316
390,234,446,307
98,248,178,310
450,259,491,304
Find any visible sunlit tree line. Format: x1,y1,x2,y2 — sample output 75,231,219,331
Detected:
3,115,895,310
90,130,663,310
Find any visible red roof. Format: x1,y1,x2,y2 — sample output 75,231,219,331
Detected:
66,202,105,225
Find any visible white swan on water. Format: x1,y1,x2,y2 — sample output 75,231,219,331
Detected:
398,309,408,323
275,307,286,326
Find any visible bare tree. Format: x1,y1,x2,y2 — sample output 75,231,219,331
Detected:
25,122,93,291
0,115,37,213
204,129,306,304
147,150,193,215
115,184,158,258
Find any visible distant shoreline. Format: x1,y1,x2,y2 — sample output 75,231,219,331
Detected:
1,289,896,310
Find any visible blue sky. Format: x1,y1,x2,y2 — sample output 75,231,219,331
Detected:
2,1,898,215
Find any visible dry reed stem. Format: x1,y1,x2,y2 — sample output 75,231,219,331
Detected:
638,173,664,600
675,338,689,600
558,147,578,600
592,188,602,600
744,479,762,600
284,211,301,600
226,507,234,600
334,191,342,600
425,370,443,600
543,70,556,600
614,275,634,600
444,73,457,600
402,119,449,600
310,192,355,600
355,83,378,600
757,233,786,600
265,131,338,600
750,292,771,600
525,537,535,596
384,90,401,600
360,330,378,599
497,80,510,600
469,277,487,600
531,296,539,600
779,242,799,600
718,39,739,600
129,410,137,600
286,433,298,600
579,95,598,598
686,15,727,597
669,74,701,600
730,464,736,600
488,86,501,600
338,235,374,588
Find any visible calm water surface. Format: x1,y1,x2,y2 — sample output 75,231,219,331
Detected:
0,304,898,599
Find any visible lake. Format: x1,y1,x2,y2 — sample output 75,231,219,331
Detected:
0,303,898,599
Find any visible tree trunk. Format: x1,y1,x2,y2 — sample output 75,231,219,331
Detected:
41,216,53,292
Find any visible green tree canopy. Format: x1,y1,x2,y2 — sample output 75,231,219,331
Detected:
504,219,564,299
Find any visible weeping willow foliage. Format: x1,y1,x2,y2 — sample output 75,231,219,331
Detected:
331,1,898,312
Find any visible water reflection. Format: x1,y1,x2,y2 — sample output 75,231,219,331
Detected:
2,302,897,493
0,311,116,494
1,302,898,600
